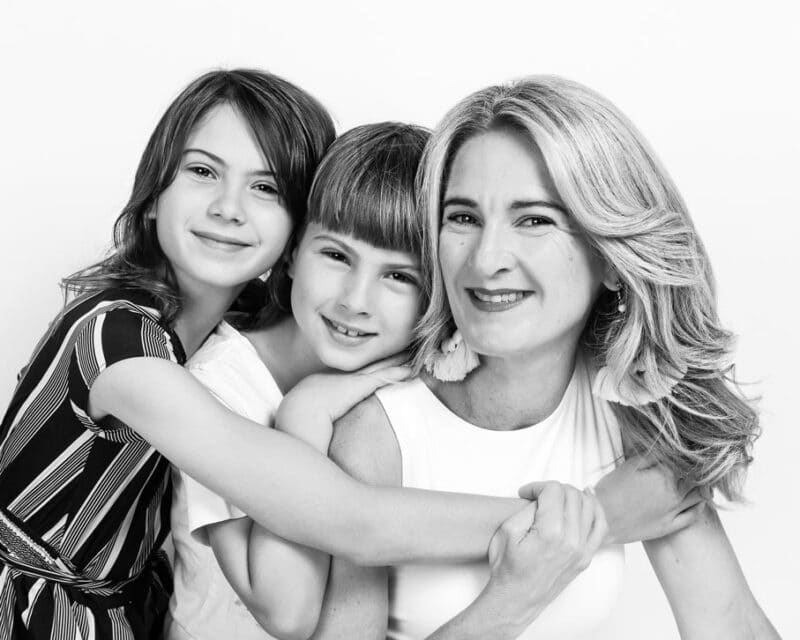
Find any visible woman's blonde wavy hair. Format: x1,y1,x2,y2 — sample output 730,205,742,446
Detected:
413,76,757,500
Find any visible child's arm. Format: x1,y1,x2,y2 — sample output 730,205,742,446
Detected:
91,356,524,564
89,357,699,565
202,368,402,639
644,506,780,639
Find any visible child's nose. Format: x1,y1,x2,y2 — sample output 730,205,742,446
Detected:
208,185,245,224
336,274,371,316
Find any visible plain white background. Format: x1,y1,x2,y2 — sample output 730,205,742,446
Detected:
1,1,797,637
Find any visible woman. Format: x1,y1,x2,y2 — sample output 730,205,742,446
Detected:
313,77,779,639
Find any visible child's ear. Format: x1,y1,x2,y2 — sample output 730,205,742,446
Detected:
146,207,157,221
286,247,298,279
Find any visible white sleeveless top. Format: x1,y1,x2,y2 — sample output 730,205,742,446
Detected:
375,355,625,640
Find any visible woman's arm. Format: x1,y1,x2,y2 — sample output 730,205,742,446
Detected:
89,357,525,564
311,395,400,639
645,505,780,639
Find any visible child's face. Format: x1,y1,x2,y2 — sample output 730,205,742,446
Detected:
153,103,293,297
289,223,423,371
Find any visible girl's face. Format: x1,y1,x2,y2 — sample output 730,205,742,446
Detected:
153,103,293,298
289,223,422,371
438,128,612,364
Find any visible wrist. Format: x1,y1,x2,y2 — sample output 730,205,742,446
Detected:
591,484,618,545
478,578,546,635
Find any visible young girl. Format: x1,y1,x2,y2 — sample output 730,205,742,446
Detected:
167,122,431,640
0,68,335,638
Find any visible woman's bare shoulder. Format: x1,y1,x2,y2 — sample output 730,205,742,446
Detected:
329,394,401,487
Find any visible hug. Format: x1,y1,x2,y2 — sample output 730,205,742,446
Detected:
0,69,778,639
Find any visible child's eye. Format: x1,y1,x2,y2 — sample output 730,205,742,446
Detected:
187,165,215,179
444,212,478,226
321,249,349,263
253,182,280,196
386,271,419,286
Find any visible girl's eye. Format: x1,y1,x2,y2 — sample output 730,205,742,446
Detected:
322,249,349,263
444,212,478,226
386,272,418,286
187,165,215,179
253,182,280,196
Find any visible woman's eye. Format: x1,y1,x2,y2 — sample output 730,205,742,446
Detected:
444,212,477,225
519,215,554,228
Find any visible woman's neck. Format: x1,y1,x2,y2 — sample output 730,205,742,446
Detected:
430,341,580,431
245,316,331,394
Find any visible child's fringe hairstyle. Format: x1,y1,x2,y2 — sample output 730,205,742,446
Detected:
306,122,430,256
412,76,758,500
63,68,335,325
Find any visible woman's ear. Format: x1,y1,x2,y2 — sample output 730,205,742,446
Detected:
602,265,621,292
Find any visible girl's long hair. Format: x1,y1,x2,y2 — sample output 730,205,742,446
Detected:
414,76,757,500
63,69,335,325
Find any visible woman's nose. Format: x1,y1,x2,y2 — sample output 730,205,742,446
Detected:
469,224,514,276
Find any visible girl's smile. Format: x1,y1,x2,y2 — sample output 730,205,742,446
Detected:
154,104,293,298
289,223,422,372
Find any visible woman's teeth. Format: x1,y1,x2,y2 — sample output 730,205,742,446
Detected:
473,291,526,304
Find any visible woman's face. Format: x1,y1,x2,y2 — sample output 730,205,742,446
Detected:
438,128,610,363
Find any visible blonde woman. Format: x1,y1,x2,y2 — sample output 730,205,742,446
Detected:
312,77,779,639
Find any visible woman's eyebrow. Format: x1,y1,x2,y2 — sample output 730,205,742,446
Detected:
442,196,476,208
510,199,568,215
182,148,275,177
443,195,567,216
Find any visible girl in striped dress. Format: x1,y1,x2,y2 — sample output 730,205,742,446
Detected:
0,68,336,639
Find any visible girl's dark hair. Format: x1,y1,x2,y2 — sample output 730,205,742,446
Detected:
253,121,432,329
63,68,335,324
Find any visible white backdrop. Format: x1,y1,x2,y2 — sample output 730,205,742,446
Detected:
1,1,797,637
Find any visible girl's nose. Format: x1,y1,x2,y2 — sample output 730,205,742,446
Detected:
208,184,245,224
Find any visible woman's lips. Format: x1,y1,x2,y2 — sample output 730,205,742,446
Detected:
467,287,532,311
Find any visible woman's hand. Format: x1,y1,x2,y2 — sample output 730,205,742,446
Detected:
591,455,708,544
480,482,607,633
274,354,411,452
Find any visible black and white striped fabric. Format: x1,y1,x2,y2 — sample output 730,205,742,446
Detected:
0,289,185,639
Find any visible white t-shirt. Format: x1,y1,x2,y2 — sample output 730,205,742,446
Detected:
376,355,626,640
165,322,283,640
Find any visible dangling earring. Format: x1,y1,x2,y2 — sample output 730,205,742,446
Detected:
423,329,480,382
615,288,627,313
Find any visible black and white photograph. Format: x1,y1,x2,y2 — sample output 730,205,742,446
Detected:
0,2,796,638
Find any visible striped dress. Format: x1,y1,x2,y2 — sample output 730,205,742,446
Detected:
0,288,186,639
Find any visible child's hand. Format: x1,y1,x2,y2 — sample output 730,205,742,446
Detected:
274,357,411,453
522,456,707,545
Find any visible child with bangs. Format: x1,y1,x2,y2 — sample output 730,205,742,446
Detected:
167,122,431,640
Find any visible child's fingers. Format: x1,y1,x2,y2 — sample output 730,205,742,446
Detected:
357,352,412,375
